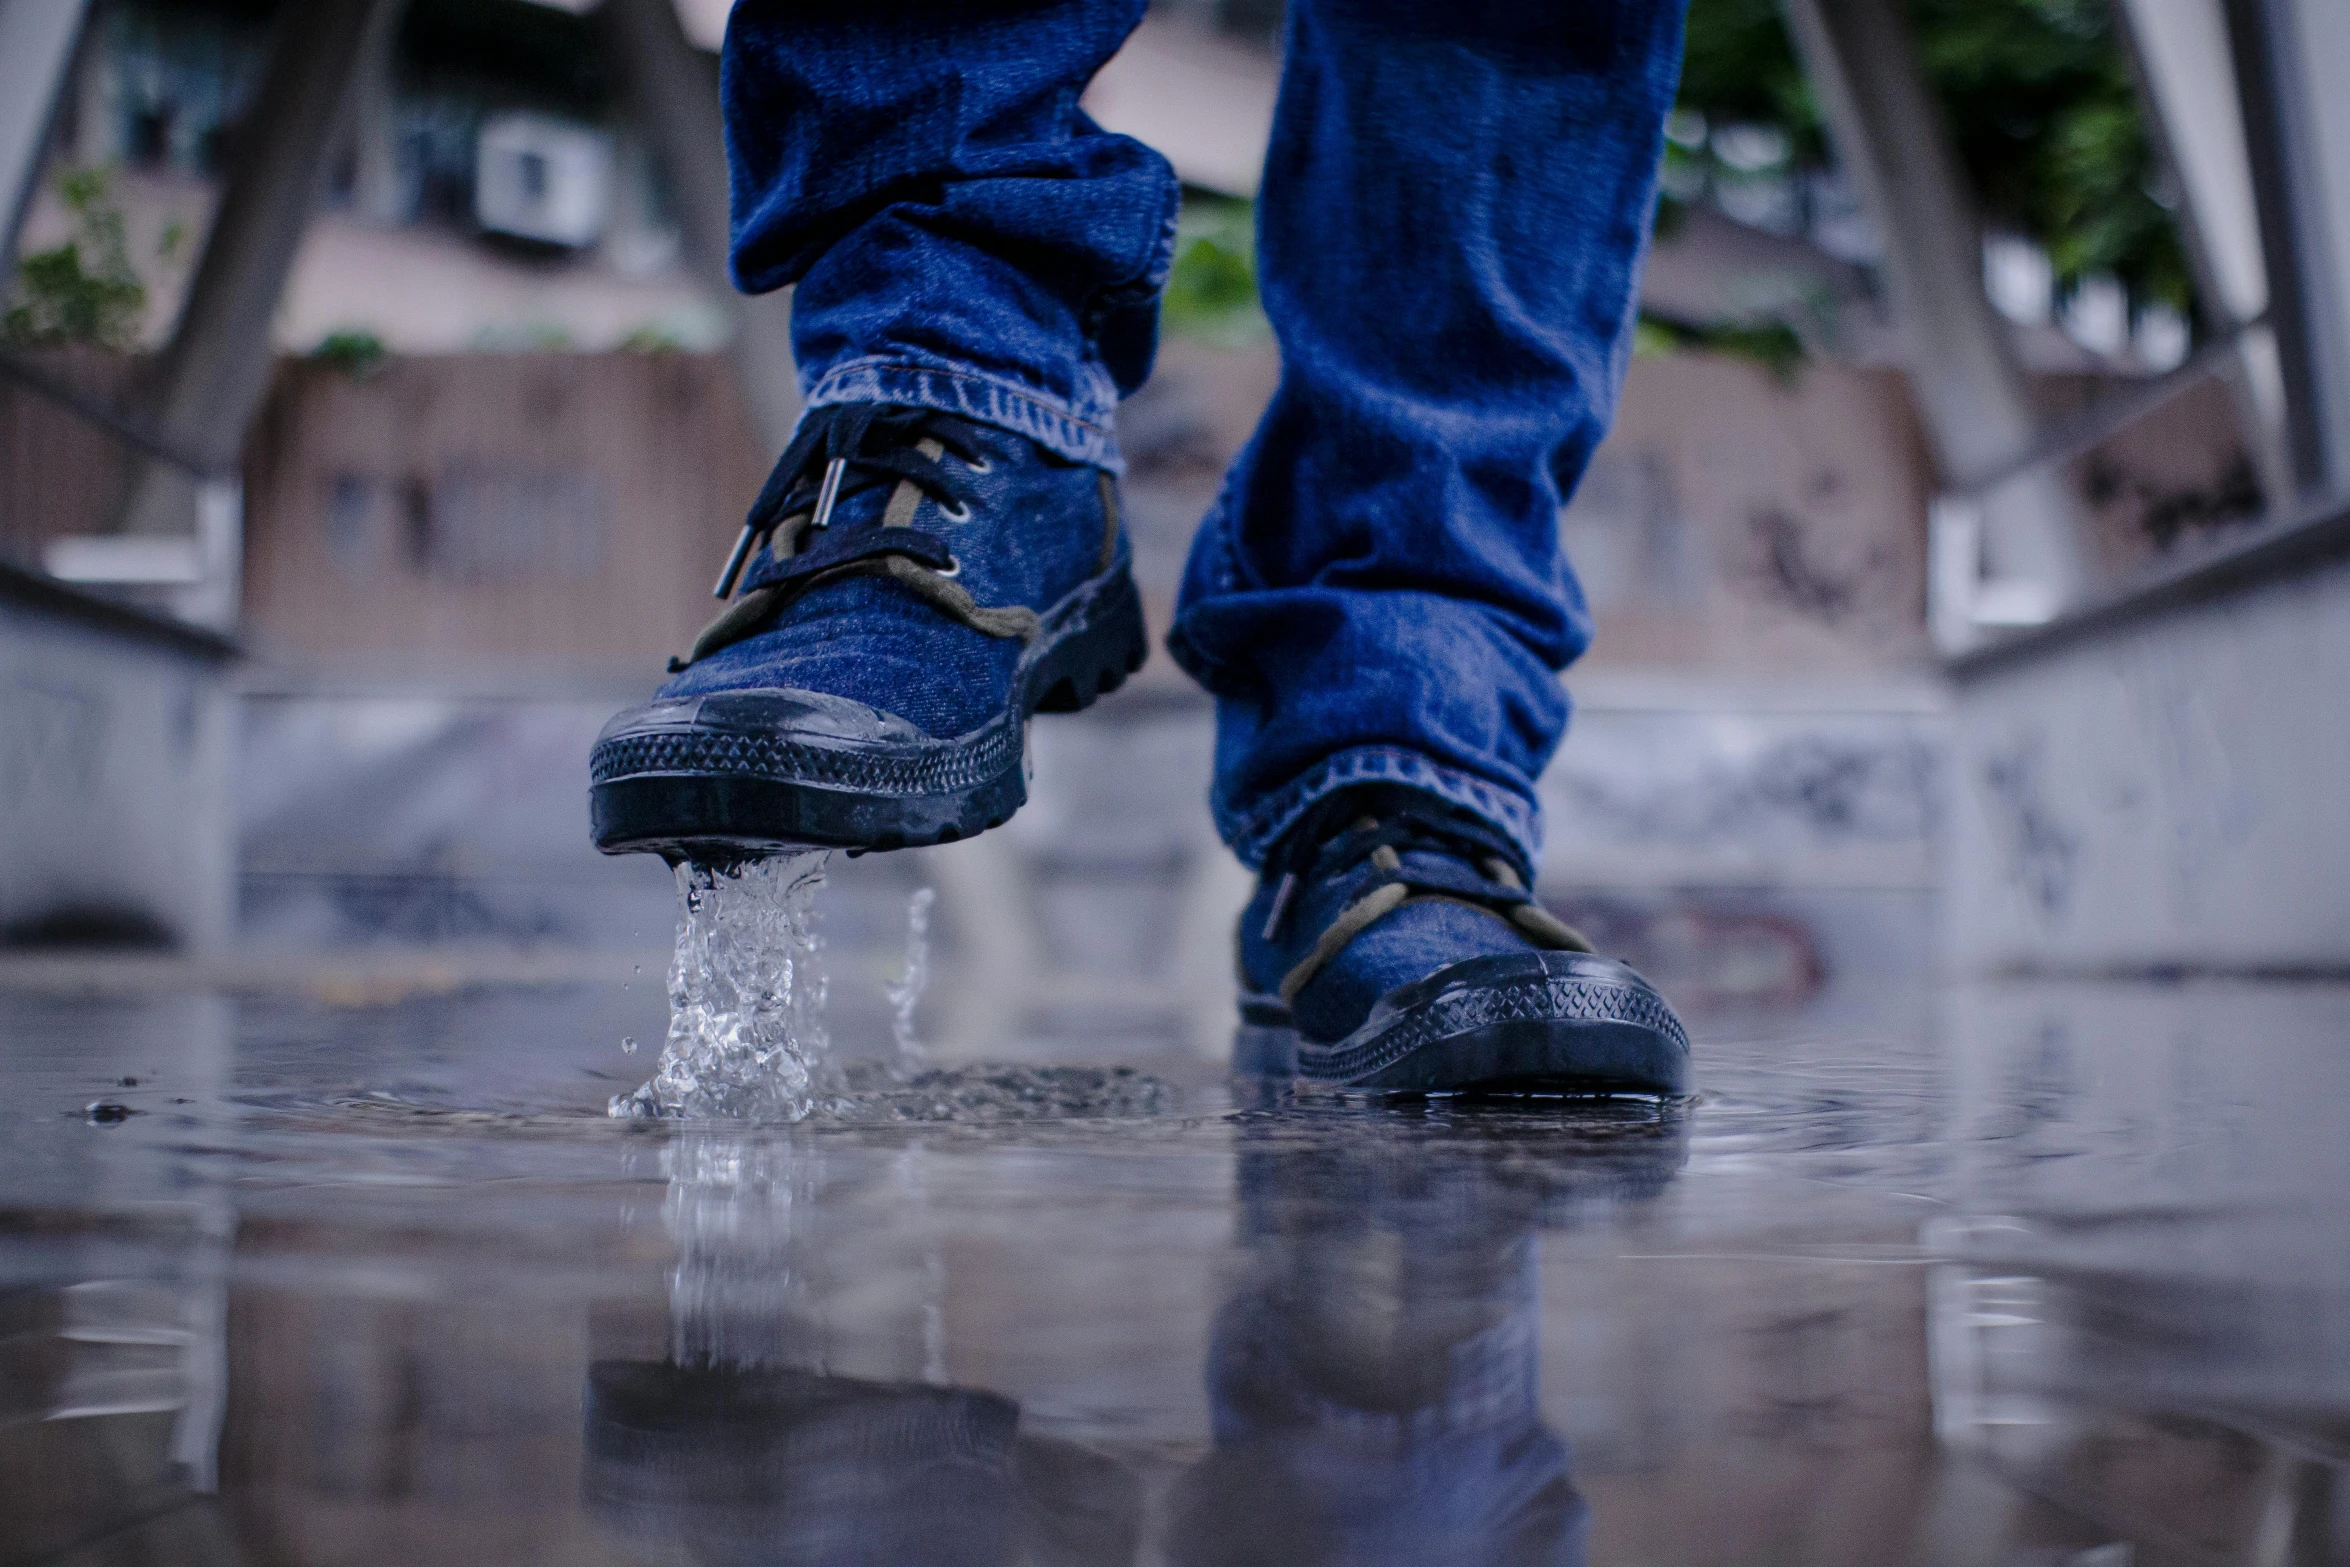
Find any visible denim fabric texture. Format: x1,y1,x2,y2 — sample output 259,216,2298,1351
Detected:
720,0,1687,867
722,0,1178,471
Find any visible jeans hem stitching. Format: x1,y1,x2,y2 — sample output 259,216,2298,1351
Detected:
803,359,1122,470
1221,746,1544,870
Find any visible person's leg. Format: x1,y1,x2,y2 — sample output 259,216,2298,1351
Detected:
591,1,1179,859
1170,0,1687,869
1179,0,1693,1093
722,0,1177,468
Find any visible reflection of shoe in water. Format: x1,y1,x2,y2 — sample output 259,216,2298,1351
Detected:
1237,785,1690,1095
585,1363,1019,1566
1168,1123,1638,1567
591,403,1147,859
1174,1293,1586,1567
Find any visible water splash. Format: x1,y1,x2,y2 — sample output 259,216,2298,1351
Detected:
602,856,1174,1126
610,854,831,1121
887,887,937,1063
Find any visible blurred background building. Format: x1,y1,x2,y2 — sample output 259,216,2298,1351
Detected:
1,0,2345,1058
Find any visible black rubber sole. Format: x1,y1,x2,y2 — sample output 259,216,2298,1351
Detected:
590,566,1147,859
1240,951,1690,1097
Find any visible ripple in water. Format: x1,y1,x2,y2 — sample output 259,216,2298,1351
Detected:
812,1060,1175,1123
611,855,832,1121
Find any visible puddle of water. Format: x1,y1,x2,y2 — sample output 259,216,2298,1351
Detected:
324,1062,1183,1132
3,976,2346,1563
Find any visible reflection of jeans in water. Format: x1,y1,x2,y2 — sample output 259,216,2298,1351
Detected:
720,0,1687,869
1173,1255,1586,1567
584,1123,1682,1566
1166,1136,1592,1567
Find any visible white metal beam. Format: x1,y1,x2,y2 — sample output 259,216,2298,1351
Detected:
0,0,93,267
2114,0,2292,507
2227,0,2350,502
1782,0,2088,644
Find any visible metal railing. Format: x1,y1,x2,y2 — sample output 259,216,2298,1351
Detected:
0,349,243,634
1928,324,2283,657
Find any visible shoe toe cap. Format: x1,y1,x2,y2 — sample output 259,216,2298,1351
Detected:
596,688,931,750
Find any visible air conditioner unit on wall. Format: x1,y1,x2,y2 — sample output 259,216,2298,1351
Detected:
475,112,612,249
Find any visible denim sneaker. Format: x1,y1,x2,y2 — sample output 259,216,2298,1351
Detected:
590,404,1147,857
1236,785,1689,1095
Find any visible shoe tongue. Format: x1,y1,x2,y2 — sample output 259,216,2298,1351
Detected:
1305,790,1521,888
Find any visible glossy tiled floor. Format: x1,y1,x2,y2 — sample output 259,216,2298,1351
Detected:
3,954,2344,1565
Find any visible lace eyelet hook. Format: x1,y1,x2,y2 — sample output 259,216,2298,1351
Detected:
939,499,972,523
712,523,759,599
937,554,962,579
965,453,993,475
1260,871,1300,941
809,456,848,531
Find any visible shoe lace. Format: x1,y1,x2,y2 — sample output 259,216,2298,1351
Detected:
674,404,1036,671
1262,787,1592,1007
715,404,982,597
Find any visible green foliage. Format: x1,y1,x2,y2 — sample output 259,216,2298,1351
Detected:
619,325,687,354
1637,310,1808,381
1159,193,1266,345
1677,0,1830,167
1911,0,2188,309
2,168,149,349
309,329,389,378
1673,0,2191,311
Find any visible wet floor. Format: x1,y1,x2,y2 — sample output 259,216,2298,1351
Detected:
2,963,2346,1565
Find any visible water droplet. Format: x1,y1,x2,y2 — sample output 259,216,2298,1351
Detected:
889,886,938,1063
620,1036,638,1054
85,1101,133,1124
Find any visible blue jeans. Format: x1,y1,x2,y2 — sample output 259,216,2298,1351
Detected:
721,0,1686,868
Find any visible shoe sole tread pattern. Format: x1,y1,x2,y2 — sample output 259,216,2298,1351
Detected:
589,720,1018,795
590,563,1146,858
1251,954,1690,1098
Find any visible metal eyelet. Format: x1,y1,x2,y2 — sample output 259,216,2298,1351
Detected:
965,454,993,474
940,500,972,523
937,555,962,578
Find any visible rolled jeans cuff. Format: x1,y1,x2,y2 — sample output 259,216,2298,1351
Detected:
802,357,1124,472
1218,744,1544,873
